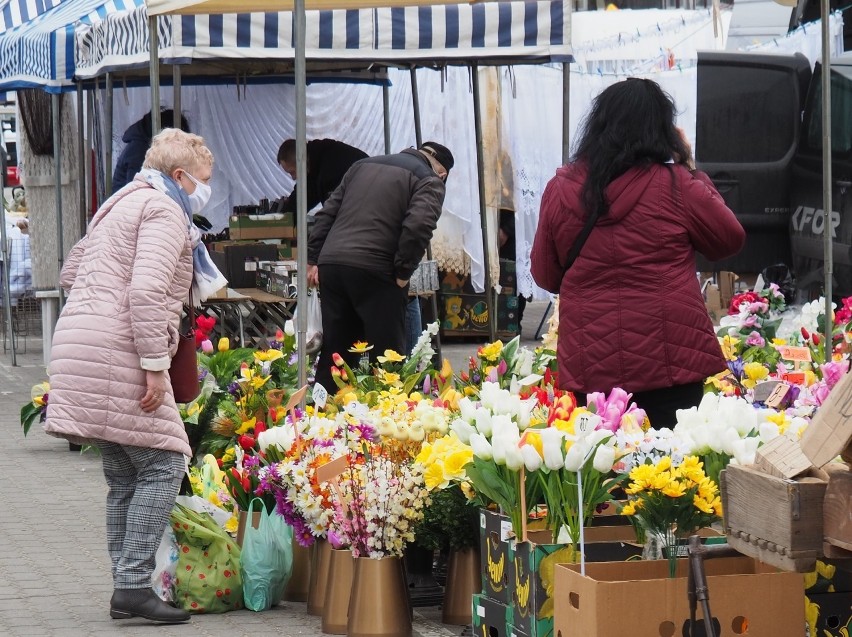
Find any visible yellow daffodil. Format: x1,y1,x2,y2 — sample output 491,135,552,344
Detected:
772,338,787,346
764,410,790,434
225,515,239,534
479,340,503,362
379,370,402,387
217,337,230,352
742,362,769,389
221,447,236,464
443,449,474,479
254,349,284,363
239,365,271,390
377,349,405,364
349,341,373,353
720,335,740,360
424,462,449,490
236,417,257,435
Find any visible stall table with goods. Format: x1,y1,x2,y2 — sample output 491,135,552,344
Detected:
202,287,296,347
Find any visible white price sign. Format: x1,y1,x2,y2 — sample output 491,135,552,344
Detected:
312,383,328,410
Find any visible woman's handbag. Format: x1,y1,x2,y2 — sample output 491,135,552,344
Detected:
170,292,200,403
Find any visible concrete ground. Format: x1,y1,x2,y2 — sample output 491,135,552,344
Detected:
0,301,550,637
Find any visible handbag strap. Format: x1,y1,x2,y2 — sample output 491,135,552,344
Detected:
184,287,196,333
563,209,600,276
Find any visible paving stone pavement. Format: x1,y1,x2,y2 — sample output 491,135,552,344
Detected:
0,301,548,637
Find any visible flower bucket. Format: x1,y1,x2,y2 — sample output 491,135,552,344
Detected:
347,556,411,637
441,548,481,625
284,537,312,602
236,509,262,548
307,539,332,616
321,549,355,634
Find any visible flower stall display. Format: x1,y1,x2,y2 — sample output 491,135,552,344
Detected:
718,283,787,344
622,455,722,577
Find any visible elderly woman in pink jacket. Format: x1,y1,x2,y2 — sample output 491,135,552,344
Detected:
45,128,225,624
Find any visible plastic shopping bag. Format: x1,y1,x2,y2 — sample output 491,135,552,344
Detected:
302,289,322,354
240,498,294,612
170,503,244,613
152,526,179,602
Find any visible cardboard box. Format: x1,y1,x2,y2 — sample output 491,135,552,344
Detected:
277,239,295,260
229,215,296,241
441,293,519,336
721,463,829,572
553,557,804,637
806,592,852,637
802,369,852,468
703,271,738,323
480,509,512,604
210,242,279,289
439,269,479,295
507,624,530,637
472,593,511,637
510,526,642,637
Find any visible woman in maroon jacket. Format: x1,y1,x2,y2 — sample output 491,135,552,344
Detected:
531,78,745,428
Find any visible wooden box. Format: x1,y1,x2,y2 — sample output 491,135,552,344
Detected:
721,463,828,572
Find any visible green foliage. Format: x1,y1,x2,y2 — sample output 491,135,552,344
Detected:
414,485,480,551
198,348,253,389
20,402,42,437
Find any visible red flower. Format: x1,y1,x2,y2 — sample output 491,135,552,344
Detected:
813,333,821,346
238,434,256,451
728,291,761,315
801,327,810,340
216,457,224,468
332,352,345,367
254,421,268,436
196,315,216,333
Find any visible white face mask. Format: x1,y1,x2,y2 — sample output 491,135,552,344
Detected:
183,171,212,214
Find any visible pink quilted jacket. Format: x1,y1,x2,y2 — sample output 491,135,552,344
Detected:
45,179,193,456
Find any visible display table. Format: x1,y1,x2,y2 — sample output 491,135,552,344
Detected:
202,288,296,346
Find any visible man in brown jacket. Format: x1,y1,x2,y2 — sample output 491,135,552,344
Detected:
307,142,453,391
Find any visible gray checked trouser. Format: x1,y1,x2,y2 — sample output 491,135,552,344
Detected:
94,441,185,590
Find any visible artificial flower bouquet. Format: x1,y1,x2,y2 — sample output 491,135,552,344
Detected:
20,381,49,436
456,335,538,396
718,283,786,342
328,323,441,403
621,455,722,577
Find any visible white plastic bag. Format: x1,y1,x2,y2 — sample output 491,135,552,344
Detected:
152,527,179,601
302,289,323,354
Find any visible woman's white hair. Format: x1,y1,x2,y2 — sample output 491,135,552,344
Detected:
143,128,214,176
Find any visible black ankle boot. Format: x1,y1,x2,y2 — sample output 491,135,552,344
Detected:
110,588,190,623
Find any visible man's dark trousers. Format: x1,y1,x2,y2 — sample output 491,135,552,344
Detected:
314,264,408,391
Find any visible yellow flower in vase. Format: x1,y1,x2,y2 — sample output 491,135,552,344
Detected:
377,349,405,364
348,341,373,354
478,340,503,362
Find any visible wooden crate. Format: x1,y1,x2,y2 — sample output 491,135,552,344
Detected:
720,463,828,572
822,463,852,553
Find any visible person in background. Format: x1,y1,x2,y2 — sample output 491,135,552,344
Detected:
112,110,190,194
530,78,745,429
276,138,368,213
46,129,218,624
498,208,529,327
307,142,453,391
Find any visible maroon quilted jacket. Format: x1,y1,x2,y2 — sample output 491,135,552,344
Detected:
531,162,745,394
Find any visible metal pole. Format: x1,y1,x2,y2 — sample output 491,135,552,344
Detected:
53,93,65,310
104,73,113,195
0,162,15,364
471,64,496,341
173,64,182,128
295,0,308,391
562,63,571,165
409,68,444,360
86,88,95,223
149,15,161,134
382,82,392,154
821,0,833,361
76,83,86,235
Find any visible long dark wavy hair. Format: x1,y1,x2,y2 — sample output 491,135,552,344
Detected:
572,78,690,219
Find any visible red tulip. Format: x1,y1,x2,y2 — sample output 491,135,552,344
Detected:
332,353,345,367
254,421,268,436
216,457,224,468
801,327,810,340
813,333,821,346
238,434,256,451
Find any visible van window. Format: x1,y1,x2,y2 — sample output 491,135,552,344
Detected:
697,66,798,163
803,68,852,155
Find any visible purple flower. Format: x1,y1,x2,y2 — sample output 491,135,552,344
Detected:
821,361,849,389
423,375,431,396
728,358,745,379
227,381,241,396
745,331,765,347
243,455,261,469
769,282,784,299
743,315,758,328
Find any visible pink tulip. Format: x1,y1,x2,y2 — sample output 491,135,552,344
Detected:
497,359,508,376
201,339,214,354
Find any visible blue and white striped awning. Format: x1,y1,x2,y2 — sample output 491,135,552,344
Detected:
0,0,65,32
0,0,144,91
75,1,571,78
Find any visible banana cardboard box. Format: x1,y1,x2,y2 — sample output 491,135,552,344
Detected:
440,293,519,336
510,525,642,637
805,560,852,637
472,593,511,637
480,509,512,604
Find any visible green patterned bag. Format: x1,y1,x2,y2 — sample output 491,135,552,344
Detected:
170,503,244,613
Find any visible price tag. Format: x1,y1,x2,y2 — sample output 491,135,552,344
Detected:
500,520,513,542
480,512,486,529
244,259,257,272
765,384,791,409
779,346,812,362
315,455,349,484
312,383,328,410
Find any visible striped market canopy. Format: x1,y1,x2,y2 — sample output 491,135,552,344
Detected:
0,0,144,91
75,0,572,79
